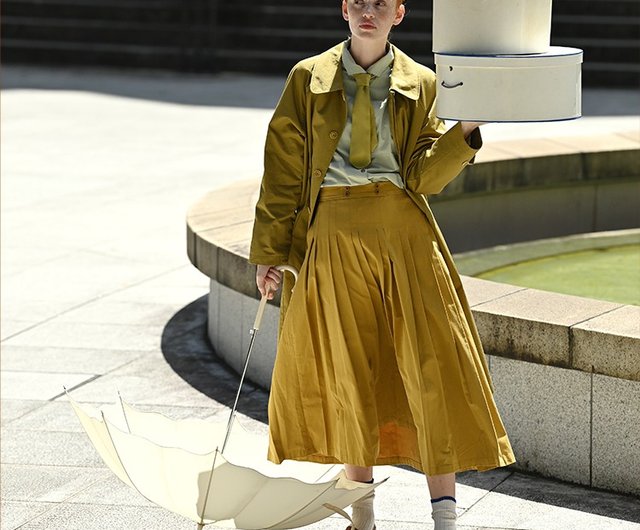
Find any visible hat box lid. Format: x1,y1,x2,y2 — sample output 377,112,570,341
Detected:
435,47,583,68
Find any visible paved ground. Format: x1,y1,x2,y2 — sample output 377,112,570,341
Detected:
2,64,640,530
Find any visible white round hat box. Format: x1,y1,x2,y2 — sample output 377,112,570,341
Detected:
432,0,552,55
434,47,583,122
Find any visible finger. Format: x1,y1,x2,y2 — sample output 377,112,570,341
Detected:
257,276,268,296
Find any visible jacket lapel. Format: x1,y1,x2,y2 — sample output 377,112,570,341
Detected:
389,46,420,101
309,41,421,100
310,42,345,94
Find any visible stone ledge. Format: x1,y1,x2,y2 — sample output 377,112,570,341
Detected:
469,284,638,379
435,133,640,199
572,305,640,381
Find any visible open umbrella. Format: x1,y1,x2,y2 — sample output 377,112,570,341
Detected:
68,265,387,529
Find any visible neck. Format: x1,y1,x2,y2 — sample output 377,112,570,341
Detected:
348,36,388,70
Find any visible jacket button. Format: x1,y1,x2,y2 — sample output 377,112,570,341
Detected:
313,169,322,178
329,130,338,140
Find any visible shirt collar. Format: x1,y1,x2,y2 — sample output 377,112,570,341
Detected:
309,40,420,100
342,38,394,79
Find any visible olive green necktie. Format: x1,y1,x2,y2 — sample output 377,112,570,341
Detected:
349,73,378,169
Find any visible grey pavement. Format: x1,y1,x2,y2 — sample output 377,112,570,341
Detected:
2,64,640,530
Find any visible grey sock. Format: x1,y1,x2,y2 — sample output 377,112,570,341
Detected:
350,478,375,530
431,496,457,530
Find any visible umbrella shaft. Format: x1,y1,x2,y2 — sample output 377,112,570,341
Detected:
221,329,258,453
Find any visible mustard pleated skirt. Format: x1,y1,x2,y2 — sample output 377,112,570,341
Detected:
267,181,516,476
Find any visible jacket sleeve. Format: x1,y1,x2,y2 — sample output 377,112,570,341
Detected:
249,65,308,266
404,71,483,196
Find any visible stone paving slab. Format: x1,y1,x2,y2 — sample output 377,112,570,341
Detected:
1,299,85,328
12,503,197,530
4,401,101,433
1,429,104,467
50,297,186,328
0,246,70,277
0,371,97,401
491,471,640,522
0,345,144,374
458,490,640,530
1,464,105,504
63,472,158,508
2,321,168,351
0,400,42,426
0,501,57,530
0,320,41,341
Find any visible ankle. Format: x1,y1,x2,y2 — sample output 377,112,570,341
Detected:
350,483,375,530
430,496,457,530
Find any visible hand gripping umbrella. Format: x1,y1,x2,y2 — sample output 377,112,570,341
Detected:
68,264,388,529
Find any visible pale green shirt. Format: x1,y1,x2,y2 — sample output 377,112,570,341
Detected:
321,40,404,189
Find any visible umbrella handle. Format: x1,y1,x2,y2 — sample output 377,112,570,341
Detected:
221,264,299,454
252,265,299,331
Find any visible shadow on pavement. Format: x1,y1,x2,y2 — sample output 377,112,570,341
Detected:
160,295,268,424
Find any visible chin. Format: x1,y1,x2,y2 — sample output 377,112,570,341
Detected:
353,29,383,39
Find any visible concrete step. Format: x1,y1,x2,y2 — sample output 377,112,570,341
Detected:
1,0,638,87
553,15,640,40
554,0,639,17
1,38,214,71
2,0,190,22
2,16,200,46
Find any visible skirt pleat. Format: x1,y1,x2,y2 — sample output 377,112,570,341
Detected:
266,181,515,476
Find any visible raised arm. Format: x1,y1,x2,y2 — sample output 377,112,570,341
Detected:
404,71,483,196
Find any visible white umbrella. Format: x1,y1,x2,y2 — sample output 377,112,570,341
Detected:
68,265,387,529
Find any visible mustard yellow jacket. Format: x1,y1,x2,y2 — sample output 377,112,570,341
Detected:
248,41,489,385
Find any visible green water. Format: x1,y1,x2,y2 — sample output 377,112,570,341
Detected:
477,244,640,306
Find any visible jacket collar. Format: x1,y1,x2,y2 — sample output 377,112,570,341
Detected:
309,40,420,100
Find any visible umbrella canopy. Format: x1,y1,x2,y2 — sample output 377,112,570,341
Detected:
68,393,386,529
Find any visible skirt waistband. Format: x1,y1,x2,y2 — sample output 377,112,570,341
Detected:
318,181,406,202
